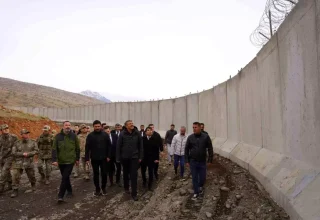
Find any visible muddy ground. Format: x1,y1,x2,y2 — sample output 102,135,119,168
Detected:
0,155,289,220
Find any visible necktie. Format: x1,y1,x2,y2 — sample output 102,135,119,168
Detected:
110,135,112,144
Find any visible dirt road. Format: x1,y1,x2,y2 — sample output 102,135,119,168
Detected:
0,156,289,220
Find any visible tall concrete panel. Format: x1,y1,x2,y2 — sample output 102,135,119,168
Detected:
121,103,129,124
42,108,47,117
212,83,227,138
159,99,173,131
100,105,106,123
57,108,63,121
199,89,214,136
47,108,53,120
186,94,199,134
151,101,159,129
227,76,240,141
278,0,320,166
133,102,142,126
238,59,262,147
92,105,100,120
80,106,85,122
109,103,116,125
257,36,284,154
141,102,152,126
84,106,89,122
128,103,134,121
115,103,121,124
88,106,94,122
32,107,39,115
173,97,187,131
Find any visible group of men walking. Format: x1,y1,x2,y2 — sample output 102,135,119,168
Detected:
0,124,56,198
0,119,213,203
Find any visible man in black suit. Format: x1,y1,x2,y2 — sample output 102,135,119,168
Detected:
105,126,122,187
111,123,122,137
140,125,145,137
148,124,163,180
141,126,160,191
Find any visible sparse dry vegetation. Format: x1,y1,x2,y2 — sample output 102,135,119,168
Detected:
0,77,104,108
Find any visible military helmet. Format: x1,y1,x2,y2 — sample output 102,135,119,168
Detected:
1,124,9,130
80,124,87,130
20,129,30,135
43,125,50,131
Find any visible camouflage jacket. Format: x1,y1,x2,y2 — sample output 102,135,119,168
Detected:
36,133,54,159
12,139,39,169
0,134,18,161
78,133,87,157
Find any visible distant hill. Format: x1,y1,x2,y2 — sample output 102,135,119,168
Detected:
0,77,105,108
80,90,111,103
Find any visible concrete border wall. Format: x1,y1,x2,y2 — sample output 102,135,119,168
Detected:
6,0,320,218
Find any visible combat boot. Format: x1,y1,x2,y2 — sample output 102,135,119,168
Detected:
31,184,36,192
10,189,18,198
7,182,12,190
45,177,50,185
0,184,4,194
40,175,45,184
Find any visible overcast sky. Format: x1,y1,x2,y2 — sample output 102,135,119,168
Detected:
0,0,265,101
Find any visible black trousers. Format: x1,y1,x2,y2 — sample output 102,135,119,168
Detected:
58,164,74,198
154,162,159,179
122,158,139,197
91,159,107,191
108,158,121,183
141,160,155,188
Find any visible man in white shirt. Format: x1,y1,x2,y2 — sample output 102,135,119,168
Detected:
171,126,188,179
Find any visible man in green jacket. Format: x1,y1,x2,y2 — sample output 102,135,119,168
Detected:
52,121,80,203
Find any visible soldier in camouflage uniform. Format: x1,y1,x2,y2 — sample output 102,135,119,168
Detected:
36,125,54,184
73,124,90,180
52,129,57,137
0,124,17,193
11,129,39,198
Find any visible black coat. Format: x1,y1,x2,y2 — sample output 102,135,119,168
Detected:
142,135,160,162
116,128,143,161
165,129,177,144
85,131,111,161
152,131,164,152
185,132,213,163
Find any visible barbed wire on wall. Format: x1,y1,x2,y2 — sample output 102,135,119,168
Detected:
250,0,299,47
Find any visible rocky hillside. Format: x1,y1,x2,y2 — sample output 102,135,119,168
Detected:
0,77,105,108
0,105,60,139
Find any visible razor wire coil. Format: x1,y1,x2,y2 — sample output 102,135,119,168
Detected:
250,0,299,47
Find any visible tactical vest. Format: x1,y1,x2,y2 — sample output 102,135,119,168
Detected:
38,134,53,150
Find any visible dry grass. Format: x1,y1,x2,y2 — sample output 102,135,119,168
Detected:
0,77,104,108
